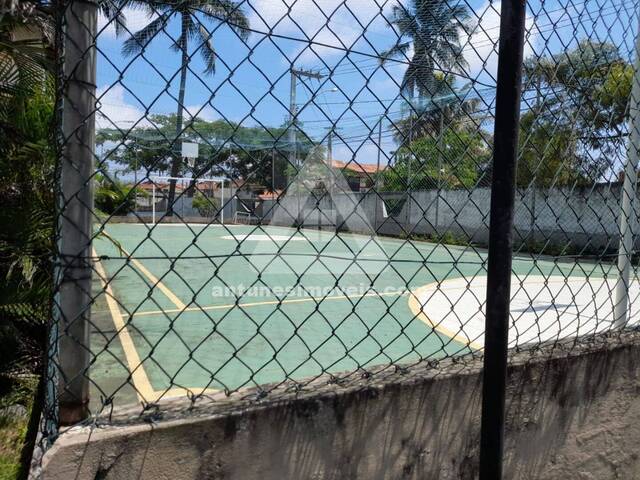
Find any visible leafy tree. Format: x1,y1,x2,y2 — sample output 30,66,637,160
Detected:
0,0,126,120
192,191,218,216
381,3,481,161
0,2,53,123
532,40,630,143
392,74,482,143
122,0,250,214
98,0,129,36
383,127,489,191
517,112,587,188
522,40,628,186
98,114,177,174
94,173,142,216
0,4,55,425
99,115,312,190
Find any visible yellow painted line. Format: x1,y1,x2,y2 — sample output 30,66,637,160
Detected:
93,249,156,402
122,290,408,318
408,281,485,351
95,249,219,402
119,246,187,310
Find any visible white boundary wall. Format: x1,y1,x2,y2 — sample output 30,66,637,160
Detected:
264,183,629,250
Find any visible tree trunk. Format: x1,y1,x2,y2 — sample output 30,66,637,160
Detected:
166,11,189,216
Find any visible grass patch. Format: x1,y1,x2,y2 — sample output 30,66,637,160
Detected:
0,376,38,480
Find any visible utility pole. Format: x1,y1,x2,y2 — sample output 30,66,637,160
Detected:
289,71,297,172
288,67,325,168
134,157,138,217
325,127,336,221
529,76,542,245
289,67,324,226
436,112,444,231
271,147,276,193
374,119,383,231
406,115,414,228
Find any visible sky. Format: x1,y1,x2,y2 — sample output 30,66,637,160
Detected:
94,0,638,174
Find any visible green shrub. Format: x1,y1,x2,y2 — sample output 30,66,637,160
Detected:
94,174,143,216
192,192,219,217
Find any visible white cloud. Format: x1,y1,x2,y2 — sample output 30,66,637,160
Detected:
96,84,149,129
294,23,360,65
462,1,538,80
184,104,218,121
97,7,158,40
247,0,387,64
96,85,221,130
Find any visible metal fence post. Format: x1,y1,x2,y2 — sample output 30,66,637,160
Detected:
479,0,527,478
57,0,97,425
614,16,640,328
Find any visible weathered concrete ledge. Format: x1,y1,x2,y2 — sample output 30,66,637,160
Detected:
42,331,640,479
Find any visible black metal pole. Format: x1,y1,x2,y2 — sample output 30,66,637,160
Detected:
479,0,527,478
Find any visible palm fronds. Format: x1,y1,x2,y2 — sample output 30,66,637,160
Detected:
383,0,473,98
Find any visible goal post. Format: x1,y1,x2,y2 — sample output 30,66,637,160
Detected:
149,175,229,225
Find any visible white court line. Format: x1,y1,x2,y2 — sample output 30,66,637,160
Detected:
120,223,245,228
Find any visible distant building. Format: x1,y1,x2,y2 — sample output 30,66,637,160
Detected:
135,181,185,209
257,190,284,200
330,160,384,192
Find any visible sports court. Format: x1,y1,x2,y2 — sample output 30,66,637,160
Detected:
90,222,627,406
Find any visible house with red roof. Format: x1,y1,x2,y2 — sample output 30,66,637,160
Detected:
330,160,385,192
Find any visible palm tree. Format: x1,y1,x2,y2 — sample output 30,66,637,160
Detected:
1,0,129,116
382,0,472,98
392,76,483,149
99,0,130,37
382,1,474,149
122,0,249,214
0,2,53,121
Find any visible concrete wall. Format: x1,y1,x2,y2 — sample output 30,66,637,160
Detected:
42,331,640,479
116,184,625,251
401,185,624,249
137,187,237,221
264,184,626,250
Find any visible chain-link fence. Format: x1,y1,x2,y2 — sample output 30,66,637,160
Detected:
39,0,640,474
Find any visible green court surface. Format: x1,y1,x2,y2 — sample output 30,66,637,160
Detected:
89,223,612,407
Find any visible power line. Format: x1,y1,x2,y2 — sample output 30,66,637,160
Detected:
320,0,635,78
